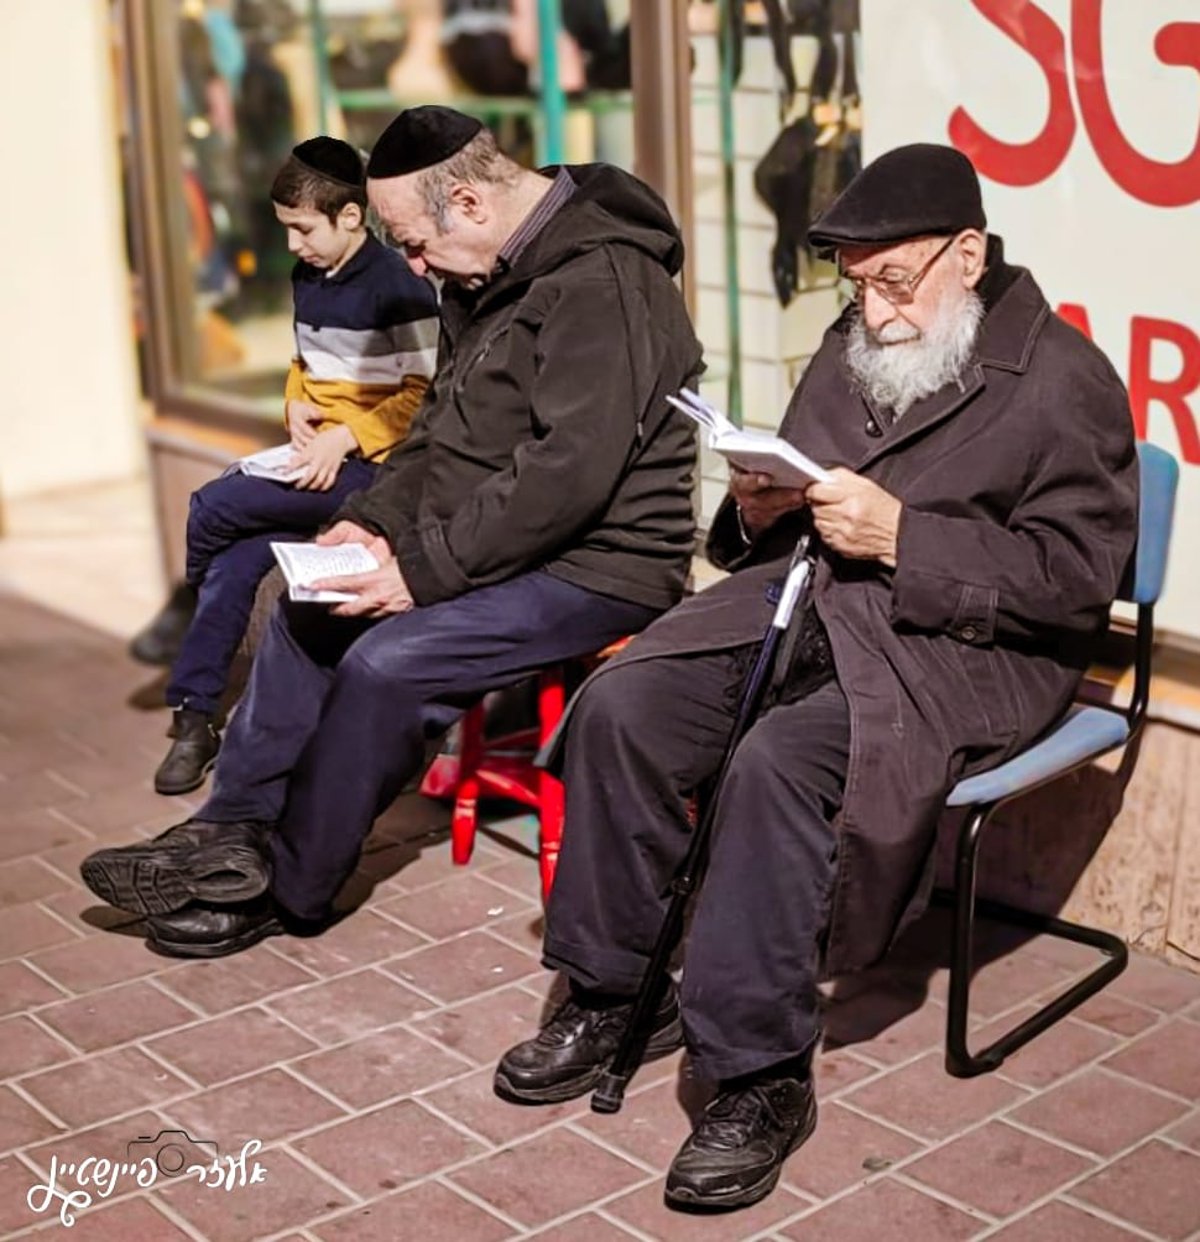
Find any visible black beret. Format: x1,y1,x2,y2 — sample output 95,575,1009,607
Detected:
291,136,364,188
807,143,986,252
367,106,484,179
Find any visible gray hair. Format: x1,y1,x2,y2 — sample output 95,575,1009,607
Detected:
417,129,521,232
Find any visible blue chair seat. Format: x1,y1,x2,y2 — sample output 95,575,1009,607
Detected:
947,705,1130,808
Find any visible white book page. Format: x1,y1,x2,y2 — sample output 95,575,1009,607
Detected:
270,542,379,603
713,428,833,488
237,444,307,484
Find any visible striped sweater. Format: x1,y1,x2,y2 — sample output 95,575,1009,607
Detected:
284,232,439,461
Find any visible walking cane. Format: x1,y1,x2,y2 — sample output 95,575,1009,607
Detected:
591,533,816,1115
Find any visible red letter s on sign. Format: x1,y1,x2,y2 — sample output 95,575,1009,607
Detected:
1072,0,1200,208
948,0,1075,186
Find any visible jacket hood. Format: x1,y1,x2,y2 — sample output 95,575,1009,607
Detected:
505,163,686,283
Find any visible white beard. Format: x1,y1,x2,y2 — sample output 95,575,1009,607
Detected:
844,288,984,417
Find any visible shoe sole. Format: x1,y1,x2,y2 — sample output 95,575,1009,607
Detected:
145,916,284,959
81,842,268,917
493,1012,685,1105
664,1095,818,1212
154,753,218,796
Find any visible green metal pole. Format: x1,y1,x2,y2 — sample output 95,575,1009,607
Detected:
716,0,742,425
308,0,332,134
536,0,567,164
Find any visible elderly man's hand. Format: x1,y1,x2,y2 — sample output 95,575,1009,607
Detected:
806,467,901,567
728,466,808,539
316,520,393,565
317,557,415,618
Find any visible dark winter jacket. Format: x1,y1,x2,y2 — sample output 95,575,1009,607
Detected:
553,238,1139,976
337,164,703,612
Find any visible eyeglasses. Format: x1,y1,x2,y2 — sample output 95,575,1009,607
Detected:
839,235,957,306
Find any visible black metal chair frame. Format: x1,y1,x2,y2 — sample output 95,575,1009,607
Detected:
936,597,1155,1078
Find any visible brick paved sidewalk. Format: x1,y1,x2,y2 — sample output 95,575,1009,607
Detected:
1,593,1198,1241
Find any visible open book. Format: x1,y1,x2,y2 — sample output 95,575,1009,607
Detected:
270,541,379,603
666,389,832,489
236,444,308,484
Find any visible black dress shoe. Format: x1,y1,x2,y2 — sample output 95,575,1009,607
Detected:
144,898,285,958
154,708,221,795
665,1073,817,1211
494,983,684,1105
129,582,198,666
80,820,270,917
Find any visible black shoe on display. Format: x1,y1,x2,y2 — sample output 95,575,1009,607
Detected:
79,819,270,918
129,582,198,666
154,708,221,795
664,1070,817,1211
494,982,684,1105
144,897,286,959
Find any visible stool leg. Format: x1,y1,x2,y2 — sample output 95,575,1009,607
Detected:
451,704,486,866
537,669,566,902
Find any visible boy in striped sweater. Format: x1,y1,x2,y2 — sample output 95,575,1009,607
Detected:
154,137,438,796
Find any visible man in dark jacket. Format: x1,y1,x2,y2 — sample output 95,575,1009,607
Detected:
80,106,702,956
495,144,1139,1211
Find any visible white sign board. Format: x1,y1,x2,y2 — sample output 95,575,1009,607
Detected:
861,0,1200,641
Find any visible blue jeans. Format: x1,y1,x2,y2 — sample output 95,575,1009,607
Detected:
167,459,377,715
199,569,659,919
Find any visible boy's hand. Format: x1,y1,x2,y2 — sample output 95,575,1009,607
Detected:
728,465,808,538
285,399,322,447
290,425,357,492
806,467,901,566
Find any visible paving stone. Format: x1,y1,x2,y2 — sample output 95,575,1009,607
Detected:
0,903,82,958
377,872,536,943
985,1199,1146,1241
380,930,539,1005
38,981,197,1053
1111,953,1200,1014
266,969,431,1046
448,1128,644,1230
0,1087,63,1154
147,1008,320,1086
0,962,67,1018
777,1176,983,1240
0,1015,75,1079
1071,1139,1200,1239
780,1101,921,1198
155,948,317,1015
1102,1018,1200,1101
269,909,425,977
29,929,166,992
971,1008,1120,1089
312,1180,512,1242
295,1099,484,1196
1011,1066,1188,1156
902,1120,1094,1217
607,1178,813,1240
408,986,546,1066
0,858,72,906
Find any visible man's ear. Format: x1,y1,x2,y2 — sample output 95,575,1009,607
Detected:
957,230,987,289
449,182,486,223
339,202,365,231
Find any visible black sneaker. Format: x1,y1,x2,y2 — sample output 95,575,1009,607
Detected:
129,582,198,666
154,708,220,795
144,897,287,959
665,1072,817,1211
494,982,684,1105
80,819,270,917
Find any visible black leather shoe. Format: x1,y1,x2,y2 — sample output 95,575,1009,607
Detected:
494,983,684,1105
80,820,270,917
129,583,198,666
665,1073,817,1211
144,898,285,959
154,708,221,795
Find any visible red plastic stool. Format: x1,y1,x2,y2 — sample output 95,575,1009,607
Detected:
419,642,628,901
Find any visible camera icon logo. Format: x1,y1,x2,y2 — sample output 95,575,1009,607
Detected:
126,1129,218,1177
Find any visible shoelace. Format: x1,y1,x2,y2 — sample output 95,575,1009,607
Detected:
694,1085,778,1150
535,998,629,1048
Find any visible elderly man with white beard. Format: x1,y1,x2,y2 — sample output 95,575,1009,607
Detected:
493,143,1139,1214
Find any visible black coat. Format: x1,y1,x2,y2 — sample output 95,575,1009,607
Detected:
554,243,1139,975
339,165,703,612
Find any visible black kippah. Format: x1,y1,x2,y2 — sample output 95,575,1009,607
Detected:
292,137,365,188
807,143,986,252
367,106,484,179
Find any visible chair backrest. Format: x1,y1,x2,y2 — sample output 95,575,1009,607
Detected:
1125,441,1179,606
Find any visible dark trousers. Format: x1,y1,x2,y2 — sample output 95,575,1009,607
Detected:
544,651,850,1082
168,460,377,715
199,569,658,920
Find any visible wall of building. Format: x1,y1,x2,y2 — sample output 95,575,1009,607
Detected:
0,0,143,508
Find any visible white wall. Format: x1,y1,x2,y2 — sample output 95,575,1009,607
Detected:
0,0,142,504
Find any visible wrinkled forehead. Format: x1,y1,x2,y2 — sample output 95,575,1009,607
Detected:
838,234,943,276
367,172,426,227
